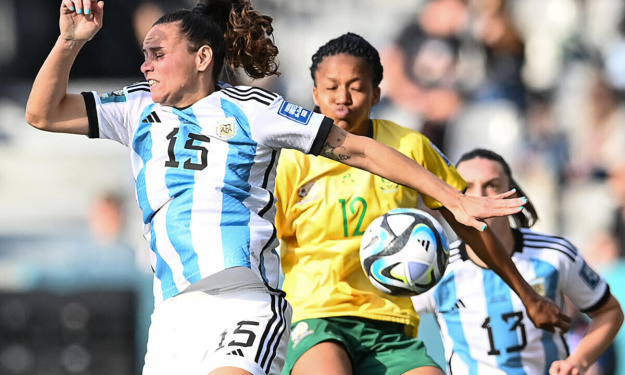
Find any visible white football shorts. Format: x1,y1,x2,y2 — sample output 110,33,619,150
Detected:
143,286,292,375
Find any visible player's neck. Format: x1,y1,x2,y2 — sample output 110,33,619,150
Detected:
466,225,515,269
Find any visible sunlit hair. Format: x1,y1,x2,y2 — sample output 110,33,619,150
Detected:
154,0,280,81
310,32,383,87
456,149,538,228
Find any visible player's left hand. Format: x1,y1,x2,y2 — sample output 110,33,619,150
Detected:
525,293,572,333
453,190,526,231
60,0,104,42
549,359,584,375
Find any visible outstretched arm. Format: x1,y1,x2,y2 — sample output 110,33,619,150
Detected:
440,208,572,333
549,295,623,375
320,125,571,332
320,125,525,231
25,0,104,134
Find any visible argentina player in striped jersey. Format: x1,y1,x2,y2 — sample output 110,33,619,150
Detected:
25,1,543,374
413,149,623,375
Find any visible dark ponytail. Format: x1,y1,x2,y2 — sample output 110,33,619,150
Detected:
456,149,538,228
154,0,280,81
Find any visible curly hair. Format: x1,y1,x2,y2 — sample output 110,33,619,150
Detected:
310,32,383,87
154,0,280,81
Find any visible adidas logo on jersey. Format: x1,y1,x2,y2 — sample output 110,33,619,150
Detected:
226,349,244,356
449,299,465,311
142,111,161,123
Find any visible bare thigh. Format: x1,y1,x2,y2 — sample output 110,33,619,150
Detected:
292,341,352,375
402,366,445,375
209,367,253,375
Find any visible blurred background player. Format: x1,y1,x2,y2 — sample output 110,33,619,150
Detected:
412,148,623,375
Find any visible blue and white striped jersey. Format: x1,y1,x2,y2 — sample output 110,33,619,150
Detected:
412,228,610,375
82,82,333,302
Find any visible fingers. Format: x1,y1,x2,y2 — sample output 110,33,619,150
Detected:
494,188,517,199
493,196,526,208
556,312,572,333
466,218,487,232
537,314,571,334
61,0,74,13
62,0,97,15
549,360,580,375
540,323,555,333
460,195,526,219
549,361,561,375
487,197,526,216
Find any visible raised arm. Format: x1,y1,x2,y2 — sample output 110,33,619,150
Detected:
321,125,572,332
25,0,104,135
320,125,525,230
549,295,623,374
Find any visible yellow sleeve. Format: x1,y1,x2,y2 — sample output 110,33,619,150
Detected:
416,137,466,209
372,120,466,210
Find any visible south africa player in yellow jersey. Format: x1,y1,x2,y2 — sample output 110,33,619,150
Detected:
275,33,570,375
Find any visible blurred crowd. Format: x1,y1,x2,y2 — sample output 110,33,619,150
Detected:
1,0,625,373
372,1,625,374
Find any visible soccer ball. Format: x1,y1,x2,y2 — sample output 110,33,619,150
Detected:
359,208,450,296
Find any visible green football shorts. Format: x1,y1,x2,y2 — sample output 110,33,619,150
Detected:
282,316,441,375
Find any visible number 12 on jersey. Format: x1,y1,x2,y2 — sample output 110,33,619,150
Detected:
339,197,368,237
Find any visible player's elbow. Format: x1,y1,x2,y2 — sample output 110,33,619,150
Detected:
25,108,54,131
594,295,625,331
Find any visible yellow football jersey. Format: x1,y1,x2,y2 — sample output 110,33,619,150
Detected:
275,119,466,335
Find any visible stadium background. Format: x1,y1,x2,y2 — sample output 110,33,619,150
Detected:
0,0,625,374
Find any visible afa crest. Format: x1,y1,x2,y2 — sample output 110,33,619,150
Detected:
530,277,546,296
216,117,237,140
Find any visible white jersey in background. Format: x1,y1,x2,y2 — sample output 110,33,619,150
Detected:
82,82,333,302
412,228,610,375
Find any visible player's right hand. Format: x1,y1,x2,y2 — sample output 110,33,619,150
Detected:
60,0,104,42
525,293,572,333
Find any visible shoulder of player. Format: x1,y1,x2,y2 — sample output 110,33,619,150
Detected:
515,227,579,263
97,81,151,104
372,119,433,152
372,119,423,137
125,81,151,94
217,84,280,106
448,240,469,266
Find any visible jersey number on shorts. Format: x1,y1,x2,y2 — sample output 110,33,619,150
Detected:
482,311,527,355
216,320,259,352
165,127,211,171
